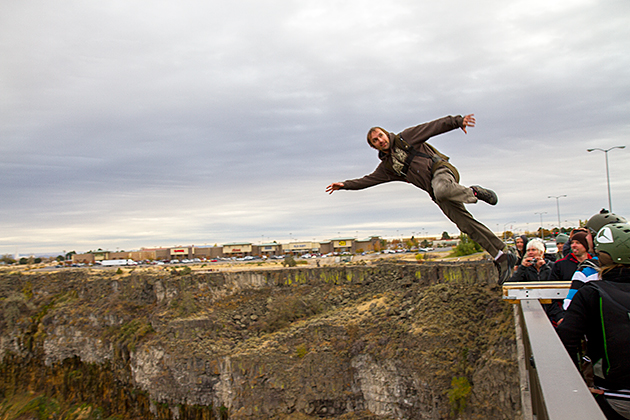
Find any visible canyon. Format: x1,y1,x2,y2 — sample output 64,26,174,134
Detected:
0,261,520,419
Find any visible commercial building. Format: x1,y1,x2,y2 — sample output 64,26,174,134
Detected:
70,235,393,264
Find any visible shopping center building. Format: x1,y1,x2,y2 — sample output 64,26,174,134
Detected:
71,236,385,264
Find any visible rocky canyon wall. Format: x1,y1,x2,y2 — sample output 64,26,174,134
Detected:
0,262,521,419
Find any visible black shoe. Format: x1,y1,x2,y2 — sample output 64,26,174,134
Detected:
494,253,515,285
471,185,498,205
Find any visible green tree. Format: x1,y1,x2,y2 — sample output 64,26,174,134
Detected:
452,233,482,257
441,231,451,240
1,254,16,264
283,255,297,267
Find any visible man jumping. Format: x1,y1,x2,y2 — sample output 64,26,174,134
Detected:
326,114,515,283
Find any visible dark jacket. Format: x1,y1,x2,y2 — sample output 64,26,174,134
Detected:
509,259,553,282
342,115,464,196
546,253,591,327
557,266,630,390
514,235,529,266
549,252,592,281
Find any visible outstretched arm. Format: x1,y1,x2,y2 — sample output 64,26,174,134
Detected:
328,162,396,193
326,182,344,194
461,114,475,134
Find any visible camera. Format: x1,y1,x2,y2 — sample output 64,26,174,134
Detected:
530,258,537,263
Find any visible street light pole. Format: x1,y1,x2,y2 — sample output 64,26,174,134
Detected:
587,146,626,212
548,195,567,231
534,212,547,239
503,221,515,242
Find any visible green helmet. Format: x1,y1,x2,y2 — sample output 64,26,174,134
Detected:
587,209,627,236
595,223,630,264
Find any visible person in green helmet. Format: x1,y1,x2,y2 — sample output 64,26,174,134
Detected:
563,210,628,310
558,223,630,419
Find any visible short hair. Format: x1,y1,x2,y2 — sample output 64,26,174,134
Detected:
527,239,545,253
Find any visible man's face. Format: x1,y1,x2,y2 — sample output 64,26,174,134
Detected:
571,240,587,257
368,129,390,152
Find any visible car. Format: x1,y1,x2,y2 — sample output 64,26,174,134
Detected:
544,242,558,254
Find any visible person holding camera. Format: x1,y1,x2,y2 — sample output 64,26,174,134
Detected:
509,239,553,282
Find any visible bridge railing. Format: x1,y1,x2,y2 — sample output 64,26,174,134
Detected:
502,282,606,420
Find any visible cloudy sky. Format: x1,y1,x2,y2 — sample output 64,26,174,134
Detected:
2,0,629,256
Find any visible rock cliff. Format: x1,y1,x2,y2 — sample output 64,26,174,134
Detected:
0,261,520,419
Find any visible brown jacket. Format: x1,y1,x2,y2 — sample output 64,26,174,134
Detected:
342,115,464,195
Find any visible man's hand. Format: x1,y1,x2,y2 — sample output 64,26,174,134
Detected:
326,182,344,194
461,114,475,134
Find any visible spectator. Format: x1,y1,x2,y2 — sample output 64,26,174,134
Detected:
549,229,592,281
509,239,553,282
585,209,628,238
544,230,592,326
564,210,627,310
555,233,569,259
512,235,529,271
557,223,630,419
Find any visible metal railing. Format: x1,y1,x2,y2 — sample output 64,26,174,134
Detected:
503,282,606,420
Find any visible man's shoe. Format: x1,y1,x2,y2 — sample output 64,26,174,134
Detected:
471,185,498,205
494,253,516,285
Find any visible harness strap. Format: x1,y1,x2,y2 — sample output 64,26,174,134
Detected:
399,136,441,176
398,136,460,183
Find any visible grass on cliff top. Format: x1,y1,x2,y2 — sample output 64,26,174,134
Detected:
0,392,119,420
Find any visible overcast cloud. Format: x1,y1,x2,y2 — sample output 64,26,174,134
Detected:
2,0,629,255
